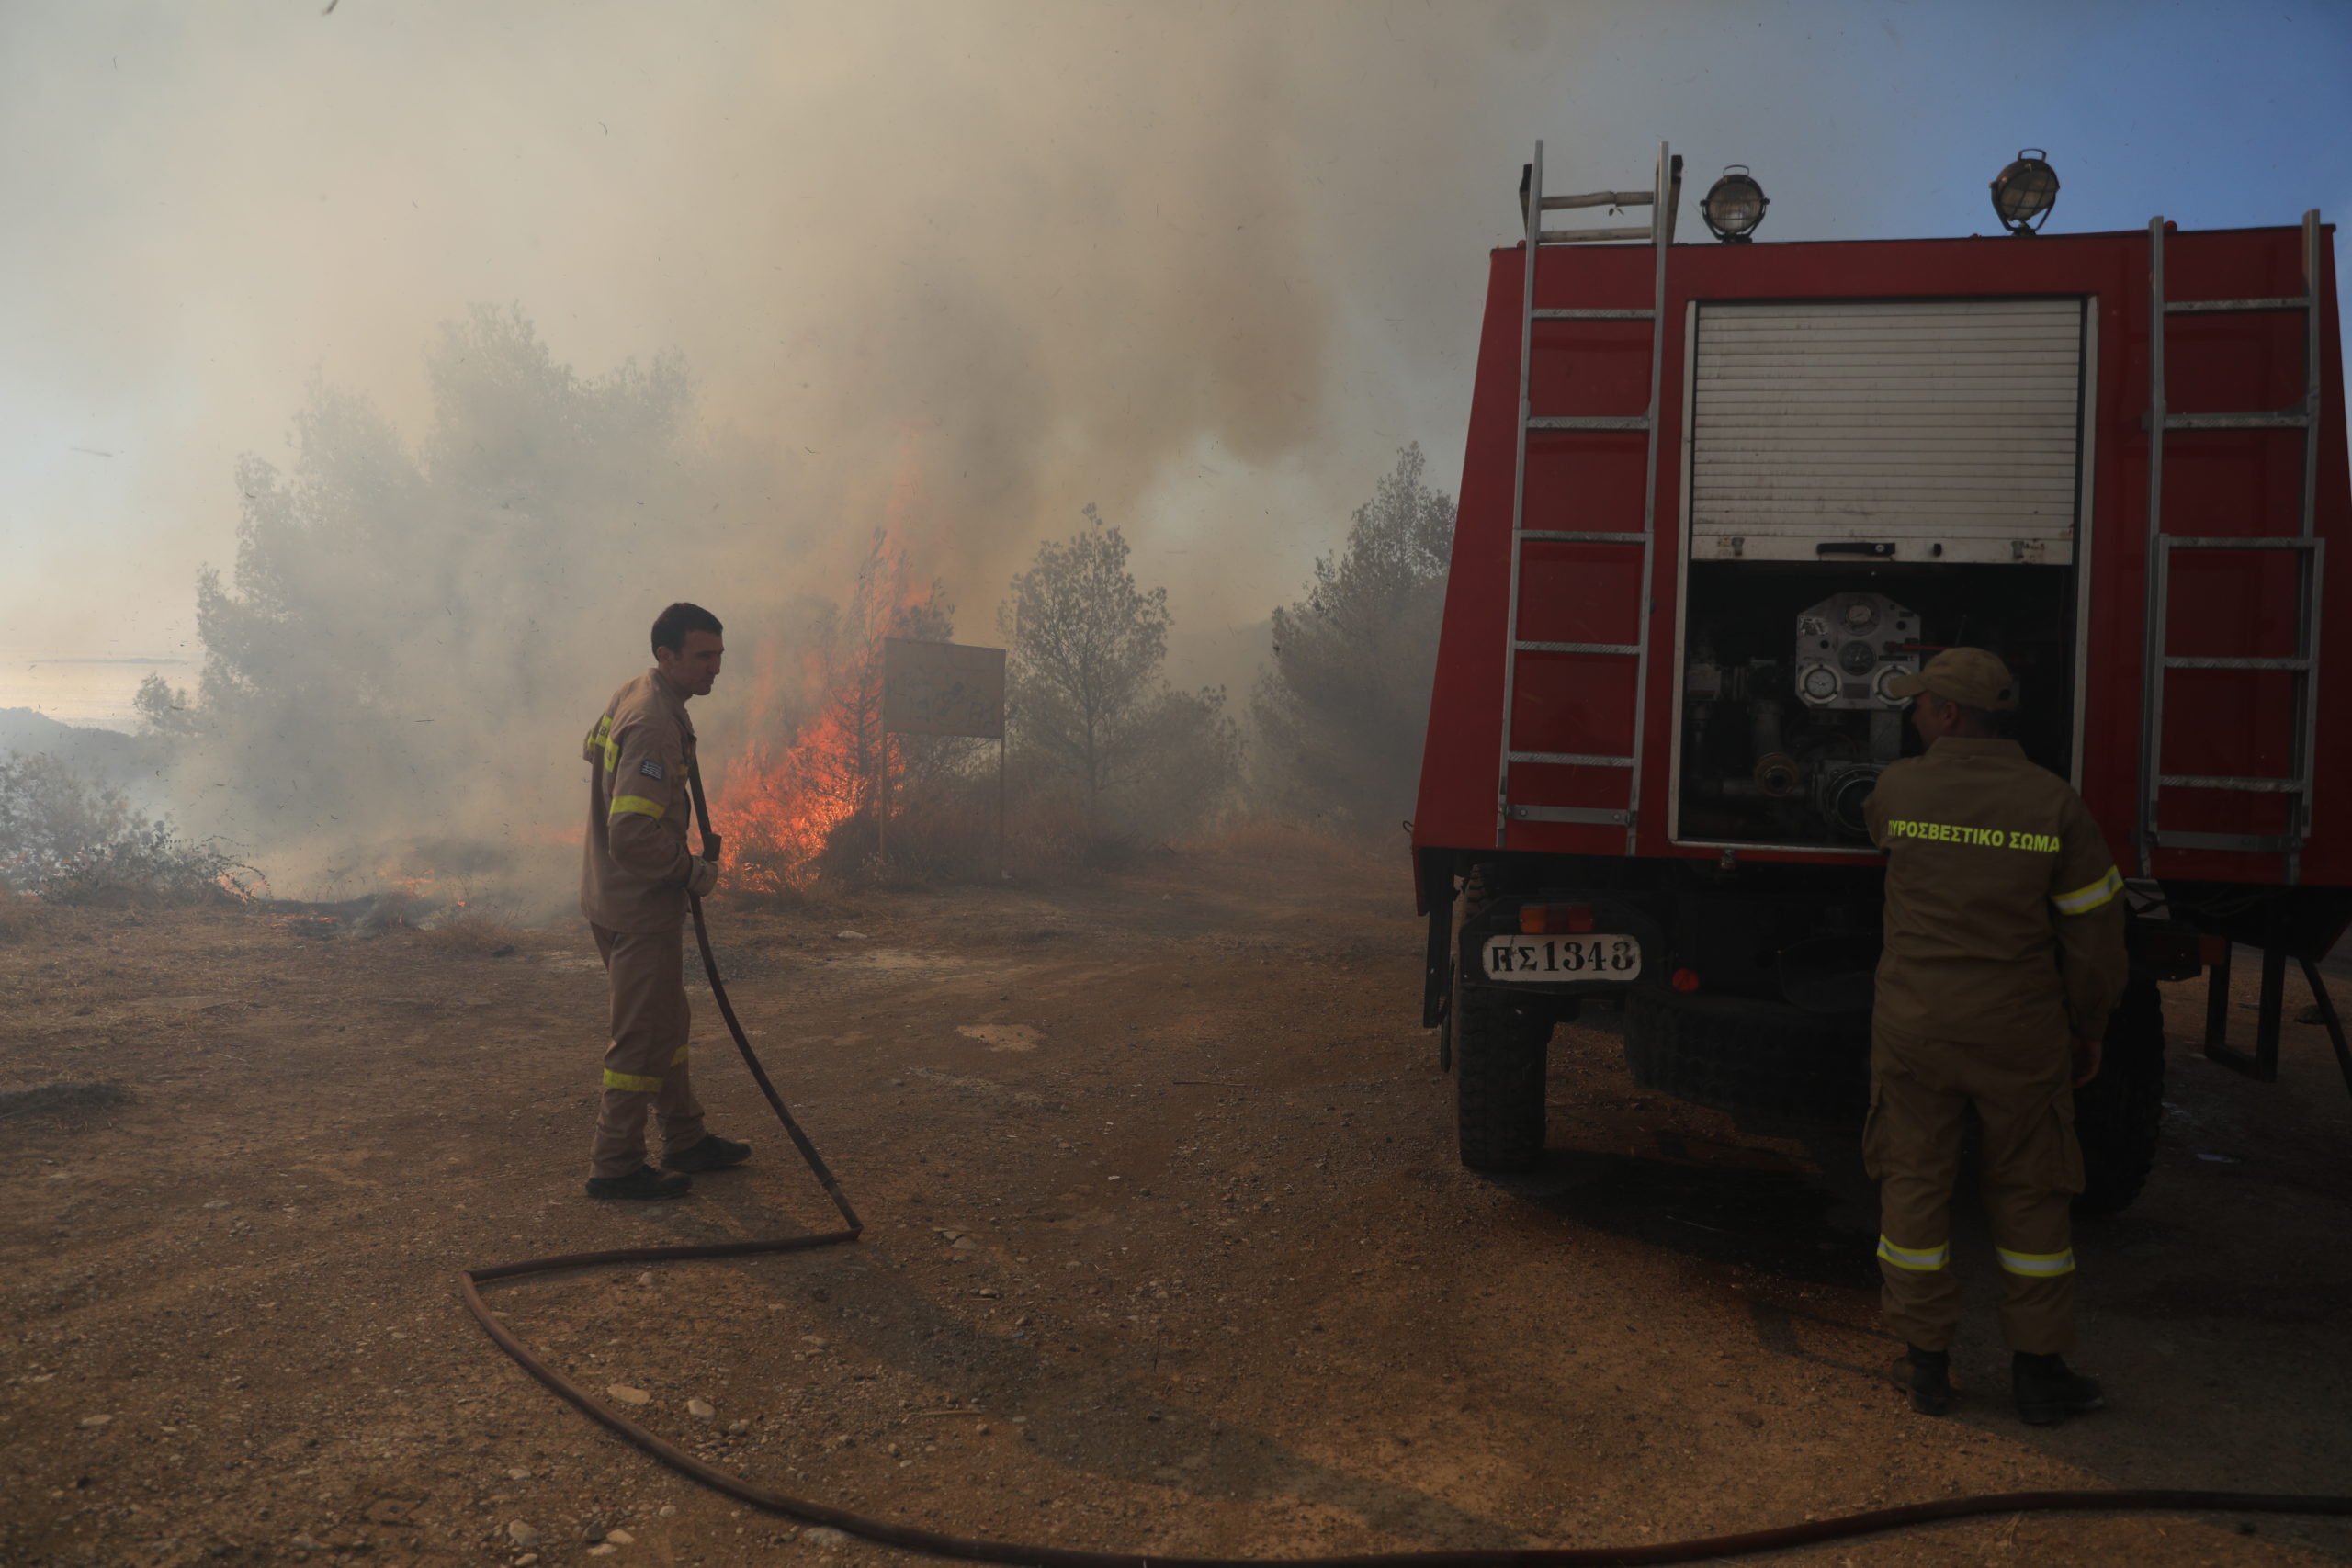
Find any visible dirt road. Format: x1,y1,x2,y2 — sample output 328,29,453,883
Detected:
4,833,2348,1567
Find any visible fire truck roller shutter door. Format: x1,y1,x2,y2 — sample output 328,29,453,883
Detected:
1690,298,2085,565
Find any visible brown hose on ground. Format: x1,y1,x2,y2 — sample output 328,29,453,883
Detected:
458,763,2352,1565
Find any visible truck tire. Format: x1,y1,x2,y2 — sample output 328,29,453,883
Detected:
1623,987,1870,1122
2073,979,2165,1215
1454,981,1552,1170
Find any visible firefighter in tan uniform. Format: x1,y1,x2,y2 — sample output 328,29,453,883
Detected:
1864,648,2127,1425
579,602,750,1201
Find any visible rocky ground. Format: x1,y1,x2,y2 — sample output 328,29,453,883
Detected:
3,829,2348,1568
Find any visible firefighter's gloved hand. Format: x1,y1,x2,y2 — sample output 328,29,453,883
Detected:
687,857,720,898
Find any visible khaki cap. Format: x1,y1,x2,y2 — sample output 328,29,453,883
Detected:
1885,646,2018,711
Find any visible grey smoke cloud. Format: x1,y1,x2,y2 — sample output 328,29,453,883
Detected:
0,5,1603,670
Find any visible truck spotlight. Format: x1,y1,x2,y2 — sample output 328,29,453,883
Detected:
1699,165,1768,243
1990,149,2059,235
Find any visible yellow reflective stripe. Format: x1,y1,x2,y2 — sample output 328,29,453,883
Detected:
603,1067,662,1093
593,715,619,771
1876,1235,1951,1272
1997,1247,2076,1277
2052,865,2123,915
610,795,667,820
669,1046,689,1067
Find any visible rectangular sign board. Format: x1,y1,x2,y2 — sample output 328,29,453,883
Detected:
882,637,1006,739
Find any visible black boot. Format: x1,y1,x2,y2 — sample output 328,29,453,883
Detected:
2013,1351,2103,1426
585,1165,693,1201
1905,1346,1952,1416
661,1133,751,1174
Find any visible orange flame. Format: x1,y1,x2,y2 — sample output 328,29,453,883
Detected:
713,635,888,892
716,499,948,892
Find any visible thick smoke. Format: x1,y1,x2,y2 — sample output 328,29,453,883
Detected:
2,1,1530,897
0,0,1799,905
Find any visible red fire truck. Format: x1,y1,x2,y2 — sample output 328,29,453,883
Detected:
1411,144,2352,1212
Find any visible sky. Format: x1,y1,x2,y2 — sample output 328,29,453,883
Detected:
4,0,2349,729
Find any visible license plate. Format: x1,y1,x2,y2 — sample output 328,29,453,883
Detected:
1481,933,1642,982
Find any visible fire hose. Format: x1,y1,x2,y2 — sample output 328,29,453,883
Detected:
458,761,2352,1565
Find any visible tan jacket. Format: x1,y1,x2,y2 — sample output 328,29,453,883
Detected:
1864,737,2128,1046
581,670,700,933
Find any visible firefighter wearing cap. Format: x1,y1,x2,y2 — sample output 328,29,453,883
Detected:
1863,647,2127,1425
578,601,751,1201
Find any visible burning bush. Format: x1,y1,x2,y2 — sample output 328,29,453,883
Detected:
716,530,974,895
0,752,260,905
709,507,1239,896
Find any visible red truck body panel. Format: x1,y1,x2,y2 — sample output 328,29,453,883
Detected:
1413,223,2350,907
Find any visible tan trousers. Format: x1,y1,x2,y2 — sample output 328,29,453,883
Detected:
588,922,706,1179
1863,1021,2083,1355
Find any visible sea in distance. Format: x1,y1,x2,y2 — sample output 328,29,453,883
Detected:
0,647,187,733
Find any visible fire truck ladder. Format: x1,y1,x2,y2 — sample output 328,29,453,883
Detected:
2138,211,2326,885
1495,141,1681,852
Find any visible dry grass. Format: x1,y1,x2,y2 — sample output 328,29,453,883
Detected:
1186,814,1401,871
0,886,45,943
409,900,524,957
725,797,1397,899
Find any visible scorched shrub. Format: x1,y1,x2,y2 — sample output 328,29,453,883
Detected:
0,752,259,904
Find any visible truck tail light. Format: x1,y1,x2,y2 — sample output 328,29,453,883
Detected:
1671,968,1701,993
1518,903,1597,934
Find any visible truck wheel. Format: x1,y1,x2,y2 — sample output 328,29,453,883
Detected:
2073,980,2165,1215
1454,981,1552,1170
1623,988,1870,1122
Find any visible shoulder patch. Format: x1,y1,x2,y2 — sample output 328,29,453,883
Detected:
639,758,665,782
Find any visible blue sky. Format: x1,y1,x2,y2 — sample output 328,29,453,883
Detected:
1,1,2346,709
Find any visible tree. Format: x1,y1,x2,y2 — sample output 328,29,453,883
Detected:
1001,505,1236,834
1001,504,1169,806
1251,443,1457,834
175,305,717,856
132,673,199,740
